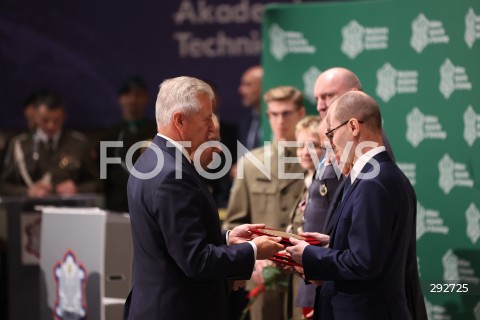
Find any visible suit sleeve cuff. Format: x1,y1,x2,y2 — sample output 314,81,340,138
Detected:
247,241,257,260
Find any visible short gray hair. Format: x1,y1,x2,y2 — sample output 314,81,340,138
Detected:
155,76,214,129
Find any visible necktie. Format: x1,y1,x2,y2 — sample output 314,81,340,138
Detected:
44,138,54,153
48,138,55,152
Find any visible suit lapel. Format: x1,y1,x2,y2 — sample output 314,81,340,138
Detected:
328,178,360,240
323,177,346,235
326,151,392,240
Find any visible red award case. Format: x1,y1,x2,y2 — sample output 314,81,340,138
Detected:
249,227,322,246
249,227,322,267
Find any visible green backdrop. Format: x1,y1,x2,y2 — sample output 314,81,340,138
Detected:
261,0,480,318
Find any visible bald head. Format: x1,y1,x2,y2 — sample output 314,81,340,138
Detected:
333,91,382,133
239,65,263,111
246,65,263,79
314,67,362,119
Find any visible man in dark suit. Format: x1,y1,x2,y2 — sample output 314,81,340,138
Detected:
237,65,263,153
123,76,284,320
287,91,426,319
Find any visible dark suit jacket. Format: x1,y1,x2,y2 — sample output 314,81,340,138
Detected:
302,151,416,320
237,110,261,153
124,135,255,320
321,159,427,320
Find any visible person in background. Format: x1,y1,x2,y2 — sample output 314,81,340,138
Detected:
237,65,263,154
223,85,306,320
23,89,52,132
203,81,236,209
0,91,101,197
197,113,233,208
123,76,284,320
286,115,324,319
0,89,49,174
102,76,157,212
313,67,395,160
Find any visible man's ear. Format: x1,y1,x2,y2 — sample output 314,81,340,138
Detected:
172,112,184,130
350,119,361,137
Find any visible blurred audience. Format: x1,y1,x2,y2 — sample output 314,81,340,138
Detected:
101,76,157,212
0,91,101,197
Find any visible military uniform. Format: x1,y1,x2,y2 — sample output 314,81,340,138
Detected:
101,119,157,212
0,130,101,196
223,142,305,320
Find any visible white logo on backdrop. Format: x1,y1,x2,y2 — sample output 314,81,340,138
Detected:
474,301,480,320
465,7,480,48
438,154,474,194
443,249,460,283
466,203,480,245
411,13,449,53
443,249,480,284
303,66,322,105
269,24,316,61
376,63,418,102
417,256,421,277
406,107,447,147
397,162,416,186
417,202,449,240
425,298,452,320
439,58,472,99
341,20,388,59
464,105,480,146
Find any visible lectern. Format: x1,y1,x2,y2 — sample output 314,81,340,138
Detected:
0,194,102,320
39,207,132,320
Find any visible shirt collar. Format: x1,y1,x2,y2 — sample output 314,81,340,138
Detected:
157,133,191,163
34,129,61,148
350,146,386,184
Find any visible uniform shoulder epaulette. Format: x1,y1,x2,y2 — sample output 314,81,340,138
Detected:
68,130,88,142
11,133,30,143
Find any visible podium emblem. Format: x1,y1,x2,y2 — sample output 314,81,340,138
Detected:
53,250,87,319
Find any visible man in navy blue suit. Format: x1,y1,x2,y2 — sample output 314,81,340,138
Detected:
123,76,284,320
286,91,425,319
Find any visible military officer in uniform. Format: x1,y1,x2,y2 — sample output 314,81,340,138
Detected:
0,92,101,197
101,76,157,212
223,86,306,320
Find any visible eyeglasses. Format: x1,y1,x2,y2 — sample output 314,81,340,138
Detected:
325,119,364,141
